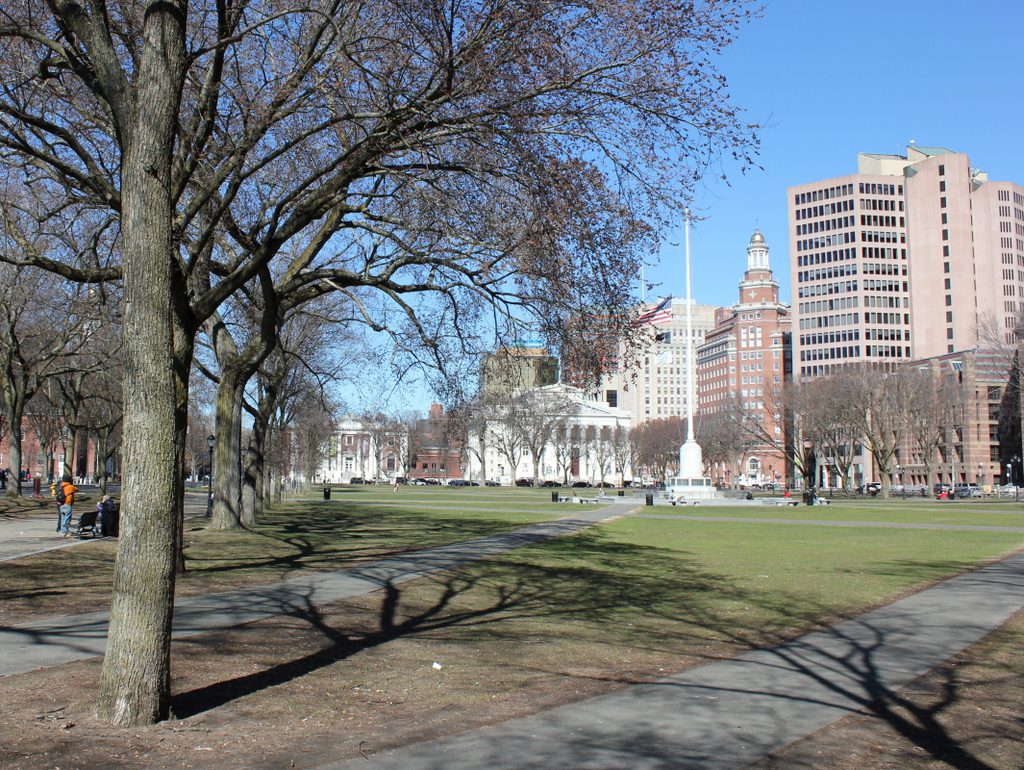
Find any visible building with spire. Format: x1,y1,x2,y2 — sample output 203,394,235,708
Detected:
697,230,792,487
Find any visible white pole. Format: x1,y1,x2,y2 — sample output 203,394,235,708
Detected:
685,209,695,443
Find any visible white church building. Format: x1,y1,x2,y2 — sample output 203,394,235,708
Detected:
465,383,633,485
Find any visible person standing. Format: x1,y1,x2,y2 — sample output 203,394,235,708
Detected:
56,475,79,538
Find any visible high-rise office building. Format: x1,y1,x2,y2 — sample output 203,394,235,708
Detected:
788,155,909,378
789,145,1024,378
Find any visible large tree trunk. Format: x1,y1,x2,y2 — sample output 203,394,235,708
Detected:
5,415,23,497
241,404,270,526
97,4,187,727
173,331,196,574
210,370,245,529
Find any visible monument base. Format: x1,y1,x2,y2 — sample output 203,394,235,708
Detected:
665,476,721,501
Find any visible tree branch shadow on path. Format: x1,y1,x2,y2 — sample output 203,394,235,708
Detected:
169,536,1021,770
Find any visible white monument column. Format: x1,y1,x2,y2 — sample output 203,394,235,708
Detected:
678,208,704,478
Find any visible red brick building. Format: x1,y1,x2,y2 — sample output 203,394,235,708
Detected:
697,230,793,486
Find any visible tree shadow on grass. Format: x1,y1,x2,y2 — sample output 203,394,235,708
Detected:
171,532,1022,770
180,501,535,581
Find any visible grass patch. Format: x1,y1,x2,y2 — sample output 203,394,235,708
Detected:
0,493,561,623
649,502,1024,528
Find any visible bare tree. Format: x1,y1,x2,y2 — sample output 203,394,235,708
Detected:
697,407,752,485
610,423,633,485
632,417,686,482
842,365,916,498
1,0,759,725
905,366,961,496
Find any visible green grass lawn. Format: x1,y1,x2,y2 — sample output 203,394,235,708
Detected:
4,486,1021,641
648,501,1024,528
429,513,1024,651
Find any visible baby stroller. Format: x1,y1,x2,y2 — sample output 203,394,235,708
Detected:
75,509,100,539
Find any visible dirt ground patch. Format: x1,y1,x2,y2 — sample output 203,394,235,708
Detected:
1,579,1021,770
0,581,724,770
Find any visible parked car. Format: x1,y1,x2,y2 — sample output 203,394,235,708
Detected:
540,480,560,488
484,479,501,487
761,482,776,491
394,477,408,485
424,478,441,485
411,478,428,486
571,481,589,488
954,483,983,498
859,482,881,495
514,478,534,487
447,479,470,486
349,477,365,484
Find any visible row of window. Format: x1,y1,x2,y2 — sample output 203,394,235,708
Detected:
795,198,855,219
798,312,859,329
799,329,861,346
798,296,859,314
794,183,855,205
795,216,854,235
797,281,857,298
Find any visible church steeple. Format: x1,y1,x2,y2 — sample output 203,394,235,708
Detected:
746,229,769,272
737,229,780,306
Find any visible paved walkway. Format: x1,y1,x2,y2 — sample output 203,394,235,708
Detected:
1,498,1022,769
318,551,1024,770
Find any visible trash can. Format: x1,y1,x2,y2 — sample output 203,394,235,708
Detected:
645,493,654,506
102,505,120,537
551,491,558,503
617,490,625,497
323,487,331,500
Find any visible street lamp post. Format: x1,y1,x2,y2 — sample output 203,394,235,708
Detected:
977,462,983,490
1014,456,1021,502
206,434,215,517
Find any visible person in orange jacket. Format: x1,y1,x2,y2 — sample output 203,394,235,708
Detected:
56,475,80,538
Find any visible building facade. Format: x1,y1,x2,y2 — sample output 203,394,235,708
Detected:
697,230,792,486
595,298,716,424
316,416,408,483
896,348,1006,489
789,145,1024,378
480,347,559,398
788,154,909,378
465,383,633,485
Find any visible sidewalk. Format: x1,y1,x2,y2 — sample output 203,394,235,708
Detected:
317,551,1024,770
0,491,210,562
0,502,630,677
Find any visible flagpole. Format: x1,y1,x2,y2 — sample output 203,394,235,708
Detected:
685,209,695,443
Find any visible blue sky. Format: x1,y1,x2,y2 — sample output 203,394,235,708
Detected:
647,0,1024,308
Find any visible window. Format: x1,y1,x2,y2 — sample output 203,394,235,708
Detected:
606,389,618,408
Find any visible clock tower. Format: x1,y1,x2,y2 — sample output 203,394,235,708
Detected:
696,229,792,489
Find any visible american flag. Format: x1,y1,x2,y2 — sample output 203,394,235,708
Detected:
632,296,672,327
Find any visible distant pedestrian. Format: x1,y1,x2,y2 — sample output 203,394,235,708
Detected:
55,475,79,538
393,478,399,492
0,467,6,489
96,495,114,533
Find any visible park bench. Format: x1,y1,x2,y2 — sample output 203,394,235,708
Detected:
761,498,800,507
